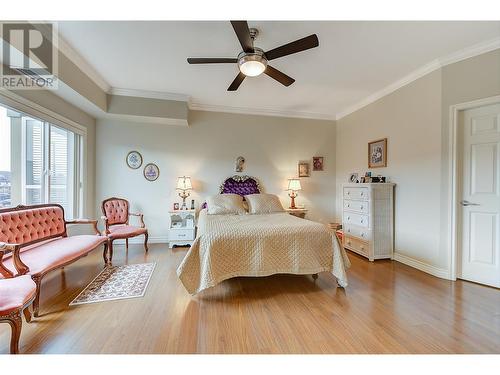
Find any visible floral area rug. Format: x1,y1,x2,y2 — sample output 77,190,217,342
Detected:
69,263,156,305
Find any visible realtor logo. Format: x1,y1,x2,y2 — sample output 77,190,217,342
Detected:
1,22,58,89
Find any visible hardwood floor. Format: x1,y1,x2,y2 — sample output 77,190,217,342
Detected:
1,243,499,354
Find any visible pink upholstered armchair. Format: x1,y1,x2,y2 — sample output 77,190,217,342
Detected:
0,243,36,354
101,197,148,263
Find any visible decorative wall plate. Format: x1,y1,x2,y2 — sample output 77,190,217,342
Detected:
126,151,143,169
143,163,160,181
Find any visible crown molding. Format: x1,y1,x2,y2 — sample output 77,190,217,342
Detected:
102,112,189,126
335,59,441,120
188,102,335,121
56,34,111,93
336,37,500,120
109,88,190,102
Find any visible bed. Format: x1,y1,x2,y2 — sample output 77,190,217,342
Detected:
176,175,350,295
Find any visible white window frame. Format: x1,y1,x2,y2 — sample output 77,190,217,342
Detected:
0,89,88,217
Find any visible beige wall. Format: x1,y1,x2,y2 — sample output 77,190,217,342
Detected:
96,111,337,240
336,70,443,267
336,48,500,275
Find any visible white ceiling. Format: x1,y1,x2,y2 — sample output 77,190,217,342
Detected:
57,21,500,119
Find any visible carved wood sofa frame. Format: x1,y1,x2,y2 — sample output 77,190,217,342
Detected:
0,204,108,317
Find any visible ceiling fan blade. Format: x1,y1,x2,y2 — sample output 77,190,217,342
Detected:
230,21,254,53
265,34,319,61
264,65,295,87
227,72,246,91
187,58,237,64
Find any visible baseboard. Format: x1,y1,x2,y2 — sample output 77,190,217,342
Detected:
393,252,451,280
114,236,168,245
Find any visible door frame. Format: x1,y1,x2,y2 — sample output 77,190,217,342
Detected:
448,95,500,281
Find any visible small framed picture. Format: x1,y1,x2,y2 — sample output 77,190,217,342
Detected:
349,173,358,183
126,151,143,169
143,163,160,181
173,203,179,210
312,156,324,171
298,161,310,177
368,138,387,168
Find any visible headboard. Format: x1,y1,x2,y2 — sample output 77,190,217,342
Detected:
219,175,261,196
201,175,261,209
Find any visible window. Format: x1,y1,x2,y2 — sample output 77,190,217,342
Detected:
0,103,83,219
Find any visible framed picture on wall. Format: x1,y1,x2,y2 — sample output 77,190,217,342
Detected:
368,138,387,168
298,161,310,177
312,156,324,171
126,150,143,169
143,163,160,181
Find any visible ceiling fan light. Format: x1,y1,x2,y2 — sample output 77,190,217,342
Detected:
240,60,266,76
238,52,267,77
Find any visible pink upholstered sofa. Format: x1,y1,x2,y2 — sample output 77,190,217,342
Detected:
0,204,108,317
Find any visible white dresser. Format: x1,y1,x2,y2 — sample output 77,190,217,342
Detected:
342,183,395,261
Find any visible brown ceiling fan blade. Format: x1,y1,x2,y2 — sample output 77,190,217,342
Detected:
230,21,254,53
187,58,237,64
227,72,246,91
265,34,319,61
264,65,295,87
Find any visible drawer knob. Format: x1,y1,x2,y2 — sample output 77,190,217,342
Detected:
360,205,363,209
361,233,365,237
347,229,351,233
347,204,350,207
347,216,350,220
360,246,364,250
347,192,350,195
360,192,364,196
360,219,364,223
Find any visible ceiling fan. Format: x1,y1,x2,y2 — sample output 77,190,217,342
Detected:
187,21,319,91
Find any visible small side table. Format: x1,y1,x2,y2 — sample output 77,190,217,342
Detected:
285,208,308,219
169,210,196,248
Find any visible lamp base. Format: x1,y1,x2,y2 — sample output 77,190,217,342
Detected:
289,195,296,209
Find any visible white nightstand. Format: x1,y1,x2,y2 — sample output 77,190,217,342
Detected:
169,210,196,248
285,208,308,219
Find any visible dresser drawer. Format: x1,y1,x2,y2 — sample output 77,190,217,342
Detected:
343,224,372,241
344,235,369,257
170,228,195,241
343,212,369,227
343,187,369,201
343,199,369,214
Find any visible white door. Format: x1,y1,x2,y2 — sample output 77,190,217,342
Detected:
459,103,500,288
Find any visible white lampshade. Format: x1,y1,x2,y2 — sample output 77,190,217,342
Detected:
287,178,302,191
176,176,192,190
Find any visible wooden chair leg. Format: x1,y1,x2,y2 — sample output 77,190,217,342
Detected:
108,241,114,264
7,312,22,354
103,242,109,265
32,276,42,318
23,307,32,323
144,231,149,252
125,238,129,250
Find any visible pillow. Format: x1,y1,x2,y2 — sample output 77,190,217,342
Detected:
245,194,285,214
206,194,247,215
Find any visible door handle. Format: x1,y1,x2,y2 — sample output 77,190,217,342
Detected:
460,200,480,207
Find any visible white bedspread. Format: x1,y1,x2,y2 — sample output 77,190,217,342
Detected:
177,210,350,294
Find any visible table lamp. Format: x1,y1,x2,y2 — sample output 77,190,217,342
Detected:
287,178,302,209
176,176,192,210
